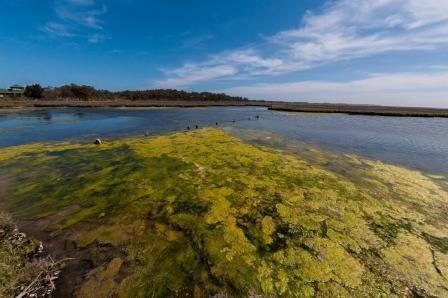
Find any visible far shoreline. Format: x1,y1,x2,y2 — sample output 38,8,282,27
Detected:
1,99,448,118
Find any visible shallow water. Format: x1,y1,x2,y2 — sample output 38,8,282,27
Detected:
0,106,447,175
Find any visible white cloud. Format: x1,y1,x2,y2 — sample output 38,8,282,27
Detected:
271,0,448,66
66,0,94,6
42,22,74,37
155,49,289,87
55,2,107,29
181,34,215,49
157,0,448,87
42,0,108,43
87,33,108,44
220,69,448,108
155,64,238,88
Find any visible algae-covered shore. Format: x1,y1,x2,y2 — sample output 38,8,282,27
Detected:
0,128,447,297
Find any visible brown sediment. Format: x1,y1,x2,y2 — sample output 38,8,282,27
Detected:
17,207,123,297
52,241,122,297
0,175,14,199
18,205,82,241
0,178,120,298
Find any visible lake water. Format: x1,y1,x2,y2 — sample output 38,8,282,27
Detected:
1,106,447,175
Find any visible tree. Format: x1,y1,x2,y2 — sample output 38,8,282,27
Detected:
38,84,249,102
70,84,96,100
24,84,44,99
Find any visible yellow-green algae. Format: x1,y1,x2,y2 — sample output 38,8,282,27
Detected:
0,128,447,297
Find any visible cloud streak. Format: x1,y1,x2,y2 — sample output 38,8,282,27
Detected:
220,68,448,108
157,0,448,87
42,0,108,43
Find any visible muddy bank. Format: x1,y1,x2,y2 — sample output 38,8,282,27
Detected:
1,175,124,297
269,102,448,117
17,207,124,297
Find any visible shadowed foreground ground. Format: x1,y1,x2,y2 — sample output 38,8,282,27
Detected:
0,128,447,297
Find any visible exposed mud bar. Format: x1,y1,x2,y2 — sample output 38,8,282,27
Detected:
16,206,123,297
269,102,448,117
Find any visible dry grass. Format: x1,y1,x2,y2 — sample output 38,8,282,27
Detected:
0,212,65,297
270,103,448,117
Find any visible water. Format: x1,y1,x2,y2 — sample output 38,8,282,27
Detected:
1,107,447,175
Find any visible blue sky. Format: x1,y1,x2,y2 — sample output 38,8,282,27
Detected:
1,0,448,107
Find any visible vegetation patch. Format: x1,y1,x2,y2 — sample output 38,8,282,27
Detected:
0,128,447,297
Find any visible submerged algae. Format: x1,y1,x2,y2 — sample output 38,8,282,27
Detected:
0,128,447,297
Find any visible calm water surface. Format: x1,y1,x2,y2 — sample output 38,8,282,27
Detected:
1,107,447,175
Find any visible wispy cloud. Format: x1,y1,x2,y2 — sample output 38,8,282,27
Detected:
220,68,448,108
87,33,109,44
66,0,95,5
42,0,108,43
42,22,74,37
157,64,238,88
55,1,107,29
181,33,215,49
157,0,448,87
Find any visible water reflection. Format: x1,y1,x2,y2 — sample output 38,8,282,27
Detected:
0,107,447,175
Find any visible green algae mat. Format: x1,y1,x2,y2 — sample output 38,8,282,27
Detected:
0,128,448,297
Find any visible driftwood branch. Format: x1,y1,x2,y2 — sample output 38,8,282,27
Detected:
15,257,74,298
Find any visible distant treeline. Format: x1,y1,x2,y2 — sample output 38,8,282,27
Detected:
19,84,248,102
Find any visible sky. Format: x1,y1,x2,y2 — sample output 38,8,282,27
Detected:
1,0,448,107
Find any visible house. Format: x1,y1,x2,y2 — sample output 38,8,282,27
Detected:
9,84,25,95
0,84,25,98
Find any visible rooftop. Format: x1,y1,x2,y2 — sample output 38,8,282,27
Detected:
10,84,25,89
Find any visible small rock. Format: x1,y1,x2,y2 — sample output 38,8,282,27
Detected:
38,241,44,253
